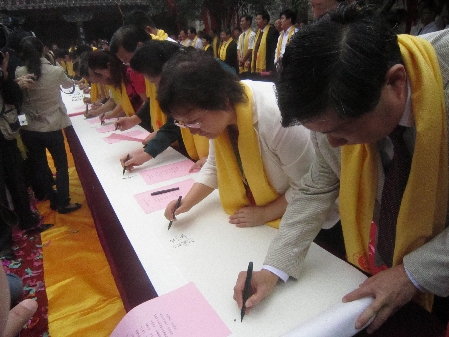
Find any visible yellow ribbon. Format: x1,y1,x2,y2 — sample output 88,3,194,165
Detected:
214,83,280,228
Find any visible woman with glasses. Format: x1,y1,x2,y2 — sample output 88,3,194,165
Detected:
119,41,209,173
159,50,315,228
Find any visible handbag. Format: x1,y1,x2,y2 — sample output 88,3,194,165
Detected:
0,102,21,140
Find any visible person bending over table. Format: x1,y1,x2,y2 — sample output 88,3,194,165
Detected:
86,50,146,123
160,49,319,228
117,40,211,172
233,4,449,333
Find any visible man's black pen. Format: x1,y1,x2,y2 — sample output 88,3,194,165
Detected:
168,196,182,230
241,261,253,322
84,103,88,117
123,154,130,175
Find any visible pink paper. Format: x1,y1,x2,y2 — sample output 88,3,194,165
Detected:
96,124,116,133
140,160,194,185
110,282,231,337
103,130,150,144
87,117,101,124
134,179,195,214
68,111,85,117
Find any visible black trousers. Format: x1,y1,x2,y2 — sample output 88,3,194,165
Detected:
0,134,36,247
21,129,70,208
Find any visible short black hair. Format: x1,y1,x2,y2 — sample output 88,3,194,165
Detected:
124,10,156,30
157,49,245,116
110,25,151,54
221,28,232,36
277,4,402,126
188,27,197,35
280,9,297,25
242,14,253,25
129,40,181,78
256,10,270,22
202,33,213,44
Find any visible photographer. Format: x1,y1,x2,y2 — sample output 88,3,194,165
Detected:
0,51,41,259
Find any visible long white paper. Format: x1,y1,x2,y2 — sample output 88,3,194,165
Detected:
282,297,374,337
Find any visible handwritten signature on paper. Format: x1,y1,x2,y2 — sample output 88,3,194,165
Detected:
170,234,194,248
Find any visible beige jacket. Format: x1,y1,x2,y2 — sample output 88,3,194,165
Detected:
16,58,73,132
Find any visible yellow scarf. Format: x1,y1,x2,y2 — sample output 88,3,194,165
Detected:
110,83,136,117
276,27,296,60
219,38,232,61
180,129,209,161
213,36,219,58
214,83,280,228
90,83,100,102
251,25,271,73
145,80,167,131
239,30,252,74
150,29,168,41
203,45,211,52
68,61,75,77
192,36,199,48
339,34,447,310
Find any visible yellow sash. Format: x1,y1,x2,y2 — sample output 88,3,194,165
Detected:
192,36,199,48
219,38,232,61
276,27,296,60
251,25,271,73
214,83,280,228
203,45,211,52
90,83,100,102
180,129,209,161
239,30,252,74
110,83,136,117
157,29,168,41
213,36,219,58
339,34,447,310
145,79,167,131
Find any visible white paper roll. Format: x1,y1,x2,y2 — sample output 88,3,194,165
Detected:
281,297,374,337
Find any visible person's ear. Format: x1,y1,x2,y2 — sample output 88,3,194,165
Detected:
385,64,407,99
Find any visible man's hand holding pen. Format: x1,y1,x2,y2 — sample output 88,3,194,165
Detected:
233,269,279,315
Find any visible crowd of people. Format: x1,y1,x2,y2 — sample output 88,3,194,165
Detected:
0,0,449,335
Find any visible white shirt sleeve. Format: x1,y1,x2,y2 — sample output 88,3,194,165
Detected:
194,139,218,189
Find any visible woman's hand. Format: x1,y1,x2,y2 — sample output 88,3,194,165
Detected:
229,206,267,227
120,151,152,172
189,157,207,172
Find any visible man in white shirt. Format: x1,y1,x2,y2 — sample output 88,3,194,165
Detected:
274,9,299,71
187,27,203,49
237,15,256,76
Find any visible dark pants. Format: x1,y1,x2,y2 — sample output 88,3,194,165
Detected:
0,134,35,244
21,129,70,208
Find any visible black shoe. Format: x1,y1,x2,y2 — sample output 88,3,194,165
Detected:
58,203,81,214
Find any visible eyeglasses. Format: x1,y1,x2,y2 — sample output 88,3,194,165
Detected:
174,119,202,129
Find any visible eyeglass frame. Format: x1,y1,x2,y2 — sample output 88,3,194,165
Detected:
173,119,202,129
